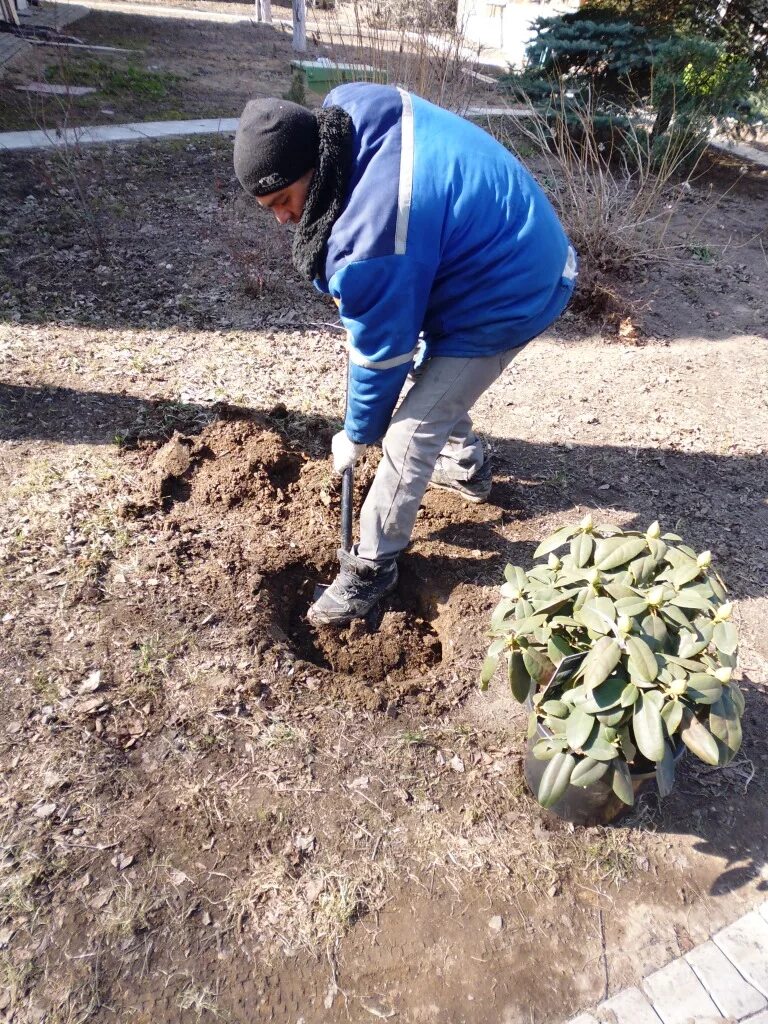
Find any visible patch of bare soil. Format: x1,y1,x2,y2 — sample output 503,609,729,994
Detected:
131,417,445,710
0,9,299,132
0,136,767,1024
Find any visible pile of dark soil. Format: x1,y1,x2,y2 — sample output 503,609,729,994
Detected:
131,414,446,711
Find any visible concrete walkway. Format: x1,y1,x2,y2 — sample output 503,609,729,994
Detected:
49,0,291,30
0,117,239,151
566,900,768,1024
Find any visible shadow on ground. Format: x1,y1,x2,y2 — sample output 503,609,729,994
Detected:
3,380,767,603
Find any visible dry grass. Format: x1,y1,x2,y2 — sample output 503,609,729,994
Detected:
224,856,388,959
309,0,482,113
492,92,707,277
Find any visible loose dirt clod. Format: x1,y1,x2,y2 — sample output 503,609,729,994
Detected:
131,417,447,710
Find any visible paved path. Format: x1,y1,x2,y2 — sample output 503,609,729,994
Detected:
49,0,291,29
0,117,239,151
565,900,768,1024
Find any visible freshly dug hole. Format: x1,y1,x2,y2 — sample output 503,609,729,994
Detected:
130,417,448,707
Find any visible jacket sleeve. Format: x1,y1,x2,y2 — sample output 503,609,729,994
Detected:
328,254,434,444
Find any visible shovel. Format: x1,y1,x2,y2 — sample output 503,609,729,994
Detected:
312,353,354,604
312,466,354,603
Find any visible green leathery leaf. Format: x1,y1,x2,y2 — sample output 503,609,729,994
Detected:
662,604,696,631
565,707,596,751
490,599,516,631
504,564,527,589
614,594,650,617
522,647,554,686
597,707,627,727
633,693,666,762
533,525,582,559
548,634,577,664
515,598,534,619
678,628,710,659
509,614,549,637
570,756,609,787
709,689,742,756
537,752,576,808
669,562,702,587
686,673,723,705
604,581,637,601
729,682,745,716
542,700,569,718
479,655,499,690
573,585,598,613
680,708,720,766
626,635,659,684
594,535,648,571
611,759,634,806
527,710,538,739
655,741,676,798
533,591,581,617
663,654,708,673
670,589,715,613
529,586,558,606
710,573,727,602
581,732,618,761
487,637,507,657
641,613,668,652
582,675,626,713
713,620,738,656
628,554,659,584
570,532,594,568
617,725,636,762
620,682,639,708
645,689,664,710
532,739,561,761
574,600,616,635
664,545,693,568
561,684,587,706
647,537,668,561
582,637,622,691
718,649,738,669
545,715,567,735
508,651,530,703
661,699,684,736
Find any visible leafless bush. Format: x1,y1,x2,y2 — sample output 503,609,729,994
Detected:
492,91,707,277
309,0,481,113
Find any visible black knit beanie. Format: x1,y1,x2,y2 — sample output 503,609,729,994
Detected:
234,98,320,197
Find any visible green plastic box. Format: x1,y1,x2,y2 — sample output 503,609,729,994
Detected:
289,59,388,96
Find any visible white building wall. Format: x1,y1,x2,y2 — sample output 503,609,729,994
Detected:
458,0,580,69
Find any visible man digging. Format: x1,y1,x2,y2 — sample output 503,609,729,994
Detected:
233,83,577,627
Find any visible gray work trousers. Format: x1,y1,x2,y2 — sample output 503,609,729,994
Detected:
356,345,524,563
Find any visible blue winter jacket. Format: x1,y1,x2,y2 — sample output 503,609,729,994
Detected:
315,83,577,444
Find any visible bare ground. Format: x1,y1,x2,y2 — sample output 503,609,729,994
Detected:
1,69,768,1024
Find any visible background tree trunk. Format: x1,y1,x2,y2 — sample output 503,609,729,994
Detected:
292,0,307,53
256,0,273,24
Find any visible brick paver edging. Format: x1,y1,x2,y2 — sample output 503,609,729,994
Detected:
565,901,768,1024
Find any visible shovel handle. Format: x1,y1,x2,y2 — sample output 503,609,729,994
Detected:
341,466,353,553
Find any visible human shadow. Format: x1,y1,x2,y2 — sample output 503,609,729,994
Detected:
2,382,766,605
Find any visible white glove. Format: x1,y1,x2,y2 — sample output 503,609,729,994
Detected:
331,430,365,474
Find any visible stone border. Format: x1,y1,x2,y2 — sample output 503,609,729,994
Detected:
566,901,768,1024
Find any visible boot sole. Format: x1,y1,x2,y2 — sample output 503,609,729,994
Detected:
307,577,398,628
427,480,490,504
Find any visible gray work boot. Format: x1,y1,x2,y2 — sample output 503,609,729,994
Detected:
428,456,493,504
308,548,398,627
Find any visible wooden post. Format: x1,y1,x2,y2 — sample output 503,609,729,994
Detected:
292,0,306,52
